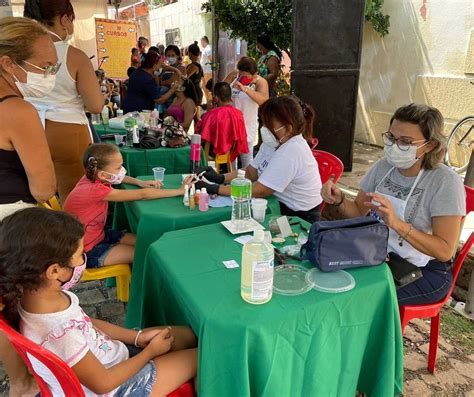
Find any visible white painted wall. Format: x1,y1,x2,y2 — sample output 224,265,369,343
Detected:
148,0,210,48
356,0,474,145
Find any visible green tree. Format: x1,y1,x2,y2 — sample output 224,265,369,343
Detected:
202,0,390,54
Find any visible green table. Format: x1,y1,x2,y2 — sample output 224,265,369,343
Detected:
136,219,404,396
122,175,281,329
94,124,206,177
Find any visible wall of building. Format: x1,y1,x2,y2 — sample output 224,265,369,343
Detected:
356,0,474,146
148,0,210,48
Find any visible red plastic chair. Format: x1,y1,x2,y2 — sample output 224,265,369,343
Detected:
0,313,194,396
399,185,474,373
312,150,344,185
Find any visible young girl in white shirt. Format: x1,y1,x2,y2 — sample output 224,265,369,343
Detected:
0,208,197,397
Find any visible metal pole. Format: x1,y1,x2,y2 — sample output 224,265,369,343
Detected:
463,152,474,316
211,2,219,93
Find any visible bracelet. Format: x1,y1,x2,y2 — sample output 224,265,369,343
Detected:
398,224,413,247
134,329,143,348
334,192,345,207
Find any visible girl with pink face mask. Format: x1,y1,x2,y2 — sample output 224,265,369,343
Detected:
64,143,194,268
0,208,198,397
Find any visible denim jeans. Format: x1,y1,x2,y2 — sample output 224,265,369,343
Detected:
397,260,453,305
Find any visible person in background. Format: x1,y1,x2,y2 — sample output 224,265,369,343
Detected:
322,104,466,305
64,144,195,268
0,16,58,397
24,0,104,203
160,45,187,88
225,56,269,167
256,33,282,97
196,96,322,223
123,51,179,114
138,36,149,62
186,42,204,108
0,208,198,397
130,47,140,68
200,35,213,102
201,78,215,112
195,82,248,165
166,78,197,132
182,46,192,66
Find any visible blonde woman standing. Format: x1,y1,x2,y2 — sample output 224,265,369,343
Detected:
24,0,104,203
0,16,59,396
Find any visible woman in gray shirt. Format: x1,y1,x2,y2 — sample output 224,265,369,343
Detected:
322,103,466,305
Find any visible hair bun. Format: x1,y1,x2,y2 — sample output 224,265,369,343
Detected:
194,41,198,45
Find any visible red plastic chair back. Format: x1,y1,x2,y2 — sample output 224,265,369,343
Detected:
0,313,84,397
312,149,344,184
399,184,474,373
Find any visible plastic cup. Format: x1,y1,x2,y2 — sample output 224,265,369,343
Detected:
114,134,124,145
252,198,268,223
141,110,152,126
153,167,166,182
91,113,101,125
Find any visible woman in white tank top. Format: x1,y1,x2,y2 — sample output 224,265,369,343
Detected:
225,56,269,168
24,0,104,202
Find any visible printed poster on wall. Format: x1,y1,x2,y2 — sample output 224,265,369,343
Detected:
95,18,137,79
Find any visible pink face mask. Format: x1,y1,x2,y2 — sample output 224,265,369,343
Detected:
104,166,127,185
59,254,87,291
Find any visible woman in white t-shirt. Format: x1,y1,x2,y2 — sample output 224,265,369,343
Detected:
225,56,269,168
196,96,323,223
0,208,197,397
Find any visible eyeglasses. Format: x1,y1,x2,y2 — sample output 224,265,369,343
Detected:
21,60,62,77
381,131,426,151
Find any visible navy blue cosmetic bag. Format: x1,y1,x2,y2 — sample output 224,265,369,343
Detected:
301,217,389,271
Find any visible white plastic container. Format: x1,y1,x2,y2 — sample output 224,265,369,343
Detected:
101,106,109,125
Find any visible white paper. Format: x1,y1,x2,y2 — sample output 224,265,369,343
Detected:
234,235,253,245
221,219,265,235
209,196,233,208
276,216,293,238
223,260,240,269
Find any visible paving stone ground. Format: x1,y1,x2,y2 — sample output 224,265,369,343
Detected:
1,142,473,396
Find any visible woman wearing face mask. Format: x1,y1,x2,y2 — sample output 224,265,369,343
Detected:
22,0,104,203
322,103,466,305
160,45,187,88
123,51,180,114
166,78,198,132
195,96,323,223
0,16,58,397
225,56,269,168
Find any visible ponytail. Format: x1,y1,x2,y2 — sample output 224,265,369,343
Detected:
82,143,119,181
299,100,315,143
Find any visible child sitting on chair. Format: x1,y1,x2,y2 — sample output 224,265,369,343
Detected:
0,208,197,396
64,143,194,268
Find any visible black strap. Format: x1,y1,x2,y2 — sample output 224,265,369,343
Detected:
0,95,19,103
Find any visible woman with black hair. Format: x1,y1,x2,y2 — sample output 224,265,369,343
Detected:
186,42,204,106
160,45,186,88
166,78,197,132
123,51,180,113
256,33,282,97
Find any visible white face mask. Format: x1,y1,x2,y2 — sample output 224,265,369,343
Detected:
167,57,177,65
384,142,429,169
13,65,56,98
103,166,127,184
260,126,280,148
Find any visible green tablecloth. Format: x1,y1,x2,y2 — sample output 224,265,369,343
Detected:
135,219,403,396
94,124,206,177
121,175,281,329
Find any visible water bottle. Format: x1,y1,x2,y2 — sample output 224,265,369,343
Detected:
101,106,109,125
124,117,136,147
116,109,124,118
231,169,252,231
241,230,274,304
190,134,201,174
